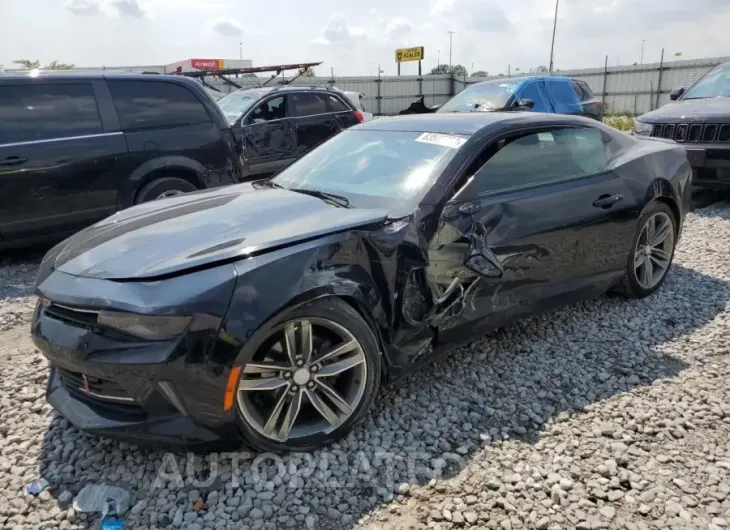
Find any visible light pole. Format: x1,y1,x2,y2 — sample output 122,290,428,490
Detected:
548,0,559,74
447,31,455,74
239,42,243,61
640,39,646,64
437,50,441,70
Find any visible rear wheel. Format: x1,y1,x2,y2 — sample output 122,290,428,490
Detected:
615,201,677,298
234,298,381,453
134,177,197,204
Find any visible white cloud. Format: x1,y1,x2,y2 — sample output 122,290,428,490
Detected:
387,17,413,42
109,0,147,17
64,0,101,15
206,17,245,37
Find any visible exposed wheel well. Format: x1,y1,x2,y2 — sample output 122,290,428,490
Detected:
134,167,203,203
654,196,681,234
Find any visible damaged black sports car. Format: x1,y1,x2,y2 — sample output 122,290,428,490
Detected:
32,112,691,453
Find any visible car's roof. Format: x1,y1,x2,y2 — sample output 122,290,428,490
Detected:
0,72,202,85
472,75,575,86
354,112,586,135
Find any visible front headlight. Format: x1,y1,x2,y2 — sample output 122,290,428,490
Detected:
633,120,653,136
97,311,191,340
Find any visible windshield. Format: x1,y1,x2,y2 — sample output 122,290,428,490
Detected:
271,129,466,208
438,81,518,112
216,90,266,124
683,63,730,99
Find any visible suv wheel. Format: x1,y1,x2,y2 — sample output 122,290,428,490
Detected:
135,177,197,204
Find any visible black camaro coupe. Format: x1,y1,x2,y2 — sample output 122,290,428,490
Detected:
32,112,692,453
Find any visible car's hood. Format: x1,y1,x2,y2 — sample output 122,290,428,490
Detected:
53,183,389,280
638,97,730,123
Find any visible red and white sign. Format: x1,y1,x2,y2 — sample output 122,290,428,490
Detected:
190,59,224,70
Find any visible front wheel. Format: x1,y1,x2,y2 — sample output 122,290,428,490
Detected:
134,177,197,204
234,298,382,453
615,201,677,298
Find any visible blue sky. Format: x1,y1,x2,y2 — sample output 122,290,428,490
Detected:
1,0,728,76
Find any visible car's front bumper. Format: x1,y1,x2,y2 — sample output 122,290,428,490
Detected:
32,266,241,447
682,144,730,188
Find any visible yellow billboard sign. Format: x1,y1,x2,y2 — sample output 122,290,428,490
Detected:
395,47,424,63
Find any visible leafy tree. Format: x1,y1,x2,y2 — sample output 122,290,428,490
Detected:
12,59,41,69
45,60,75,70
298,67,315,77
429,64,450,74
429,64,468,77
535,65,548,73
470,70,489,77
12,59,74,70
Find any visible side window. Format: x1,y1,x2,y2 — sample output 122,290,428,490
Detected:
580,82,596,99
108,81,211,131
325,94,349,112
468,128,608,195
572,81,586,101
248,96,286,124
0,83,102,144
290,93,329,117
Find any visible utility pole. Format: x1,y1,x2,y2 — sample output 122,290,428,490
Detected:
548,0,559,74
640,39,646,64
447,31,455,74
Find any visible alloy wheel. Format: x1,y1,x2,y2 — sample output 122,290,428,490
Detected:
634,211,674,290
156,190,185,200
236,318,368,443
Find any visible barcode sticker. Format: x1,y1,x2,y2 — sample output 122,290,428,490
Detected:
415,132,468,149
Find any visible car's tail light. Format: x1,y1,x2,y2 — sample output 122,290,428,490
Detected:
353,110,364,123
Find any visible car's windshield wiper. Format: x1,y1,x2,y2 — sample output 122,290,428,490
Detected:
288,188,351,208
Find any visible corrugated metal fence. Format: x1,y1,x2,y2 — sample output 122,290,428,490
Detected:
203,55,729,116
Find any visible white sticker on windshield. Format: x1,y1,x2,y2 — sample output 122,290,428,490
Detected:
415,132,467,149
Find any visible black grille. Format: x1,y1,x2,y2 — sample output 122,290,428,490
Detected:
704,125,718,142
719,125,730,143
46,304,98,328
650,123,730,143
663,124,676,139
58,368,145,416
689,124,702,142
675,124,688,142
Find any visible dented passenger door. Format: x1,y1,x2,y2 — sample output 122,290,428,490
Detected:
425,126,637,344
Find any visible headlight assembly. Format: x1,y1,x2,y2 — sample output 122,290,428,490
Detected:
97,311,191,340
633,120,653,136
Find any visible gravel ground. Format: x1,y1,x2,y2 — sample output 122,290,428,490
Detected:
2,198,730,530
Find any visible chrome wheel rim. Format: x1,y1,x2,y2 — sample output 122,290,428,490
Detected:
634,212,674,290
156,190,185,200
236,318,367,443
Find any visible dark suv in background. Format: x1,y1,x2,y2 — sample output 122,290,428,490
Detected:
0,73,242,248
216,85,364,178
633,60,730,189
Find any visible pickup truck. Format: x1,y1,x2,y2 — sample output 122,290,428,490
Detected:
400,75,603,120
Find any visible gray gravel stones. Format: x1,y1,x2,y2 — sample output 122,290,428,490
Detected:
1,201,730,530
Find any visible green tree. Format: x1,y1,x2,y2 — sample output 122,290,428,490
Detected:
12,59,74,70
12,59,41,69
45,60,75,70
470,70,489,77
535,65,548,73
429,64,468,76
298,67,315,77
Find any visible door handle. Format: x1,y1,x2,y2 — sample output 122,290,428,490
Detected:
0,156,28,167
593,193,623,209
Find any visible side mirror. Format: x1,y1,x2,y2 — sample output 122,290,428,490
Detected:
520,98,536,109
670,87,686,101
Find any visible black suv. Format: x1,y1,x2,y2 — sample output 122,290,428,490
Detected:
0,73,241,248
633,60,730,188
216,86,364,178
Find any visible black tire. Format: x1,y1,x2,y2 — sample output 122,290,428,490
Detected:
614,201,677,299
134,177,197,204
234,298,382,453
